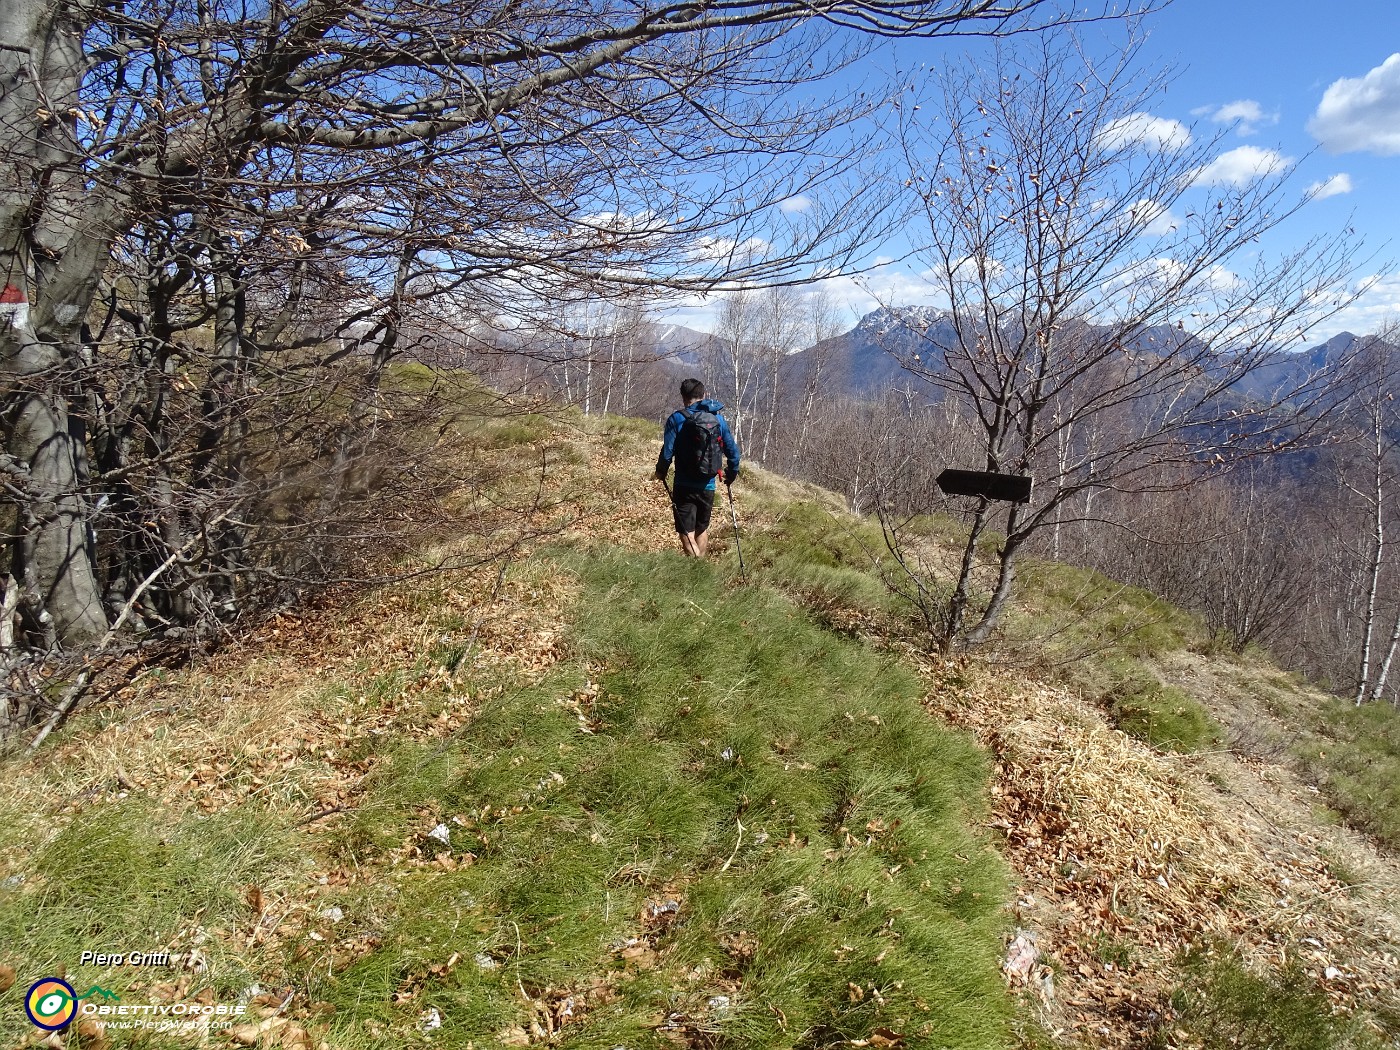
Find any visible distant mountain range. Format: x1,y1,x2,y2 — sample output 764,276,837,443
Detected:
642,322,714,367
649,307,1397,406
677,306,1388,400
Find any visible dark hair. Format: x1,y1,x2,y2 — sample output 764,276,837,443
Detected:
680,377,706,403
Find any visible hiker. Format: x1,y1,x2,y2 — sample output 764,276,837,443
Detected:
655,378,740,558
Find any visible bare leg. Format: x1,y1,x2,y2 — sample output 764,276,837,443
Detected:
695,529,708,557
678,532,701,557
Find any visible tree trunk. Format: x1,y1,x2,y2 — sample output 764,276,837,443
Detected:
601,329,616,417
2,0,115,645
1370,606,1400,703
761,350,780,464
583,345,593,416
1354,416,1385,705
943,501,992,652
967,521,1026,646
5,334,108,644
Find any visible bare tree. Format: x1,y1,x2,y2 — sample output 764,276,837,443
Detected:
792,290,849,468
1338,331,1400,704
879,31,1371,651
713,289,761,445
1077,325,1400,703
2,0,1104,654
797,386,951,514
754,285,804,461
599,302,652,419
1089,470,1309,653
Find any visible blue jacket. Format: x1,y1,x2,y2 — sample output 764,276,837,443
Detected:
656,398,741,491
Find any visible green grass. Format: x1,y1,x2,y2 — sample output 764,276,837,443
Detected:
1014,560,1203,662
596,413,658,449
1106,675,1223,754
0,800,304,1046
896,513,968,545
483,413,555,449
313,548,1013,1047
745,501,904,621
1157,944,1388,1049
1087,932,1137,969
20,401,1399,1047
725,502,1230,765
1302,698,1400,851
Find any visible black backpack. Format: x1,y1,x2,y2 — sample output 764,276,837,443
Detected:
676,406,724,478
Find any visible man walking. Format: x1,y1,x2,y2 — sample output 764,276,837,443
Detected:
655,378,740,558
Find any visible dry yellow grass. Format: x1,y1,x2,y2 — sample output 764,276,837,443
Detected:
921,659,1400,1047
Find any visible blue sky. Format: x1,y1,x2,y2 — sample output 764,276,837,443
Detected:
1141,0,1400,336
665,0,1400,342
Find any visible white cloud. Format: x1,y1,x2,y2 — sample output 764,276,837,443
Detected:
1148,257,1187,287
1190,99,1279,136
1312,273,1400,338
799,264,946,320
1094,257,1184,319
1097,112,1192,152
1208,100,1264,123
1201,264,1241,293
663,268,1400,347
578,208,663,232
1230,272,1400,346
661,262,945,333
684,235,770,263
949,253,1006,283
1192,145,1292,187
1307,173,1354,200
1093,256,1245,328
1127,199,1180,236
779,195,813,214
1308,53,1400,155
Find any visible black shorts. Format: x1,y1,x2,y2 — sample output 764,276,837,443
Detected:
672,487,714,535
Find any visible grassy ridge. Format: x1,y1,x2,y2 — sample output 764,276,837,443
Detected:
6,404,1396,1050
1159,944,1391,1050
315,548,1011,1047
0,415,1015,1050
0,803,294,1007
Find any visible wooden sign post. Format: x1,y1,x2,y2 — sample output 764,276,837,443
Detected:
936,468,1033,504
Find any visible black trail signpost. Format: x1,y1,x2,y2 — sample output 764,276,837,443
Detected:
935,469,1033,504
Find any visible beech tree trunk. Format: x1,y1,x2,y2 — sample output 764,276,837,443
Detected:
2,0,111,644
5,341,108,644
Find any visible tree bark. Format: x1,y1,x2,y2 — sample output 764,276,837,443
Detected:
4,332,108,644
1354,411,1386,705
2,0,114,645
943,500,992,651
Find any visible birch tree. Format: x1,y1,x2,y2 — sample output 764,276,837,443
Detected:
714,289,761,446
755,285,804,461
792,290,848,467
1343,332,1400,704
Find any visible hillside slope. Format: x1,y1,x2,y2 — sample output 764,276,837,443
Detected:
1,405,1397,1050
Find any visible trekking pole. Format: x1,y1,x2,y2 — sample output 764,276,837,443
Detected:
660,476,679,532
725,482,747,583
